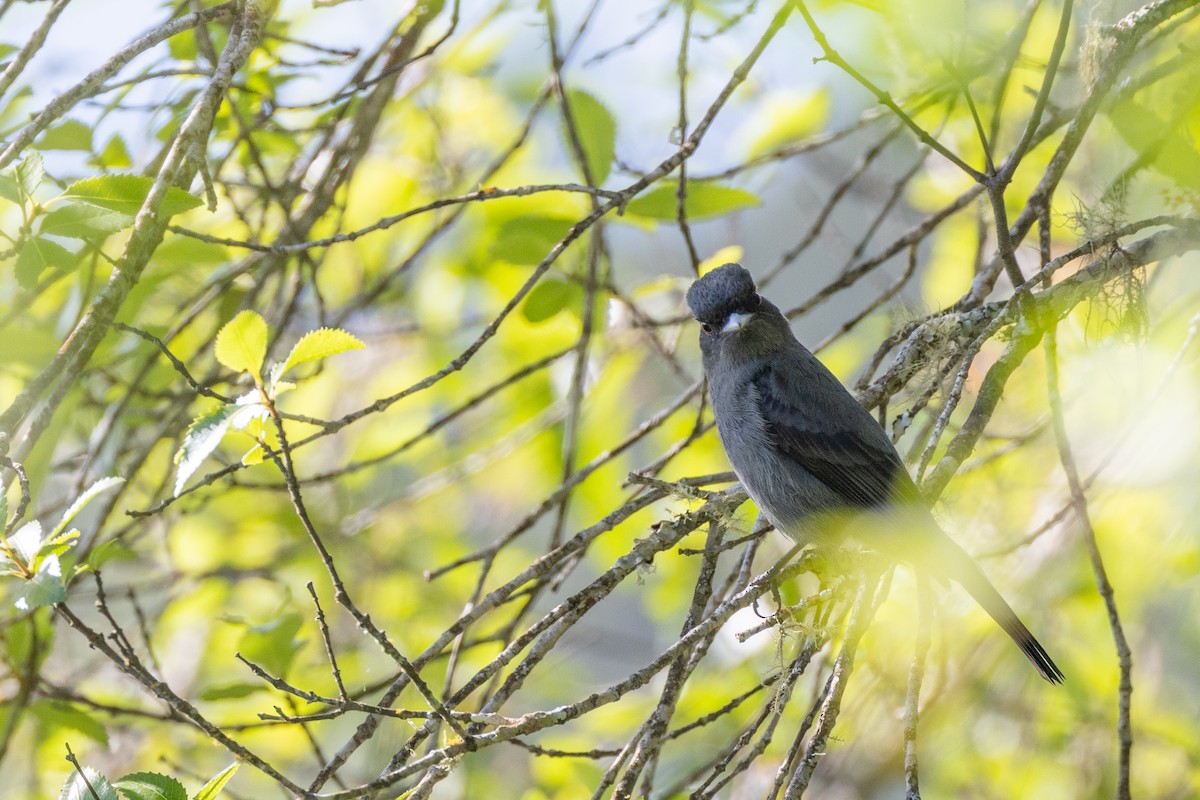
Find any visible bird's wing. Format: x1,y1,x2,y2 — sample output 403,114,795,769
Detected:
749,361,921,509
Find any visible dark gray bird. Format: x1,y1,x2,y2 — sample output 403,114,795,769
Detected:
687,263,1063,684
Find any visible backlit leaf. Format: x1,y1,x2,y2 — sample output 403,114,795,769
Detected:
62,174,202,218
563,89,616,184
625,181,760,221
193,763,238,800
40,203,134,238
38,119,94,152
523,278,581,323
279,327,364,376
491,215,576,265
214,311,268,377
15,236,77,288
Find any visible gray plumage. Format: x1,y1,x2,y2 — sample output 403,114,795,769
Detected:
688,263,1063,684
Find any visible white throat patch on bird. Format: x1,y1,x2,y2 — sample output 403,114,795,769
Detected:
722,312,752,333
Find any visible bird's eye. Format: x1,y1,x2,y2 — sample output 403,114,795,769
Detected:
700,322,714,335
752,293,763,308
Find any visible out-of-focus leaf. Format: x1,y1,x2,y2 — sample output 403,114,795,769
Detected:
0,171,19,204
59,767,119,800
214,311,267,378
15,236,77,288
522,278,581,323
1108,96,1200,191
40,203,134,238
37,119,94,152
173,404,239,496
62,174,202,218
698,245,745,276
4,608,53,670
625,181,760,221
563,89,616,184
193,763,238,800
95,134,132,169
491,215,576,265
199,682,262,701
237,612,303,678
153,236,228,266
88,539,137,569
113,772,188,800
32,700,109,745
279,328,365,376
744,89,831,158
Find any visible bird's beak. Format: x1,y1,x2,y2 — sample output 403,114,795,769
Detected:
723,312,752,333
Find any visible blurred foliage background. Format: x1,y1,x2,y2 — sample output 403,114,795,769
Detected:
1,0,1198,798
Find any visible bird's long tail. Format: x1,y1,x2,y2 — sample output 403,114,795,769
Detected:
939,539,1065,684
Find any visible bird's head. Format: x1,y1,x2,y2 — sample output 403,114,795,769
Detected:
686,263,792,362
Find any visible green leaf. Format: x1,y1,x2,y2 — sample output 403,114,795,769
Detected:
88,539,137,569
241,444,265,465
38,119,94,152
564,89,616,184
1108,96,1200,191
40,203,134,238
522,278,581,323
193,763,238,800
14,151,44,199
153,236,228,266
54,476,124,536
0,172,19,204
59,767,119,800
32,700,109,745
5,609,54,670
62,174,202,218
14,554,66,610
37,529,80,562
745,89,830,159
214,310,268,377
238,612,304,678
173,404,239,496
15,236,78,288
490,215,575,265
279,327,365,376
114,772,188,800
199,682,262,701
625,181,760,221
95,134,132,169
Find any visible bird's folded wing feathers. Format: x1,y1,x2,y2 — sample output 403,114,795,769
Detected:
750,363,921,509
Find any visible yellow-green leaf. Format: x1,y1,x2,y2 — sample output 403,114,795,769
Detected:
37,119,93,152
625,181,760,222
563,89,616,184
279,327,364,376
215,311,268,377
744,89,830,159
194,763,238,800
15,236,77,288
62,174,202,218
